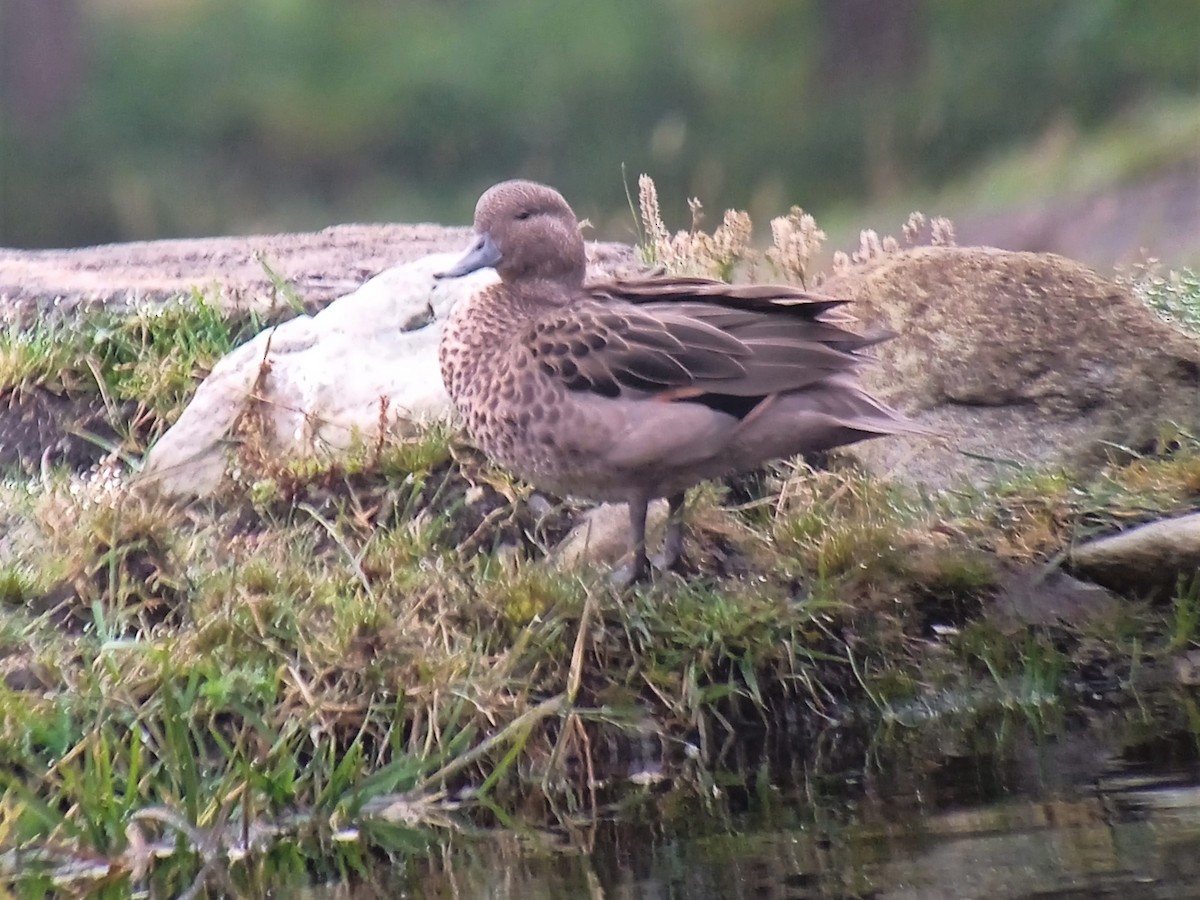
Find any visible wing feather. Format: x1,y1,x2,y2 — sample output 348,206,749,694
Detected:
522,277,885,418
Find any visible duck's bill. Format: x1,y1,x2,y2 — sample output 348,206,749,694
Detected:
435,232,502,278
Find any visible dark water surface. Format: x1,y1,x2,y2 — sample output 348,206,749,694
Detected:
296,716,1200,900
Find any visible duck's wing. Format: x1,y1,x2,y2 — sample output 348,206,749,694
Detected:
525,291,880,412
525,303,746,397
589,276,847,315
589,275,888,353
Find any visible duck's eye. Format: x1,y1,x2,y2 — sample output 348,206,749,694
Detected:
515,210,532,221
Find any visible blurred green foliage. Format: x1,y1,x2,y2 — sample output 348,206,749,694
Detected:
1,0,1197,247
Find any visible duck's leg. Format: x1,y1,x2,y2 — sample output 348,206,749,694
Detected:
610,494,650,587
651,492,687,571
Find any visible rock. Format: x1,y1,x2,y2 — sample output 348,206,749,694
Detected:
1070,513,1200,598
989,564,1120,628
1173,649,1200,686
554,500,668,570
136,253,494,496
0,225,641,323
0,223,476,323
16,231,1195,522
820,247,1200,490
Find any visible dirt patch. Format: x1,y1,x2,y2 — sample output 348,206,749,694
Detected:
0,388,130,474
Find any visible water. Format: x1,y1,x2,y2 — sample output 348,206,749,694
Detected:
296,718,1200,899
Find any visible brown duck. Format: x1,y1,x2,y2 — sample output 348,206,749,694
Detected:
437,180,919,584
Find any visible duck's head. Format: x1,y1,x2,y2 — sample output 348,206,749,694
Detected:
437,180,586,286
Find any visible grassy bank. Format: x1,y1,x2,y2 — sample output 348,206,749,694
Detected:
1,249,1199,895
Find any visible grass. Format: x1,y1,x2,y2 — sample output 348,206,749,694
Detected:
0,291,264,461
635,172,827,285
2,209,1200,894
8,415,1198,892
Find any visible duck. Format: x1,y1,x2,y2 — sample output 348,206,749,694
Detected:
437,179,919,584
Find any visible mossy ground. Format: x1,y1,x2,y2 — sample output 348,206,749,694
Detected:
1,253,1198,895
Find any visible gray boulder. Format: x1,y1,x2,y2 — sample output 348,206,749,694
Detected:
821,246,1200,489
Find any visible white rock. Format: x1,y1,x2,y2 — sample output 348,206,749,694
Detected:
137,253,497,496
554,500,669,569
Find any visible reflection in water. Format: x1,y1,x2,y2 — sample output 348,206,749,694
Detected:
300,720,1200,900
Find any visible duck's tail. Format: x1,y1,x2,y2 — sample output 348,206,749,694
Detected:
730,375,937,464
